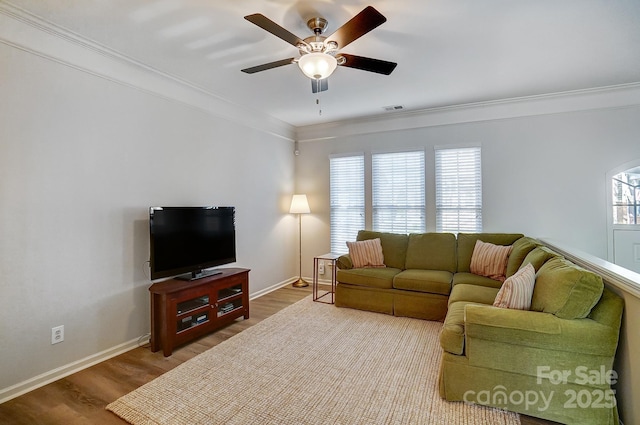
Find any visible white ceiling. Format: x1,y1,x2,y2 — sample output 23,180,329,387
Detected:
8,0,640,127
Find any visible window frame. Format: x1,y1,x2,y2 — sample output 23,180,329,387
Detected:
606,160,640,263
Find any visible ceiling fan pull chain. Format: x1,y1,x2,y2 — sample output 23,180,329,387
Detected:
316,98,322,116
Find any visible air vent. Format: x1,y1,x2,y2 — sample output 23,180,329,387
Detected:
383,105,404,112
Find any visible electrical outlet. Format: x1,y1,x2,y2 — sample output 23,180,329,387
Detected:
318,261,325,274
51,325,64,345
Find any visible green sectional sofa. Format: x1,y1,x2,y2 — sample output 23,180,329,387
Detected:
336,231,524,320
335,230,624,425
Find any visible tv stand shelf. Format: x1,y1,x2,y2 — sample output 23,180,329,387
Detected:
149,268,250,356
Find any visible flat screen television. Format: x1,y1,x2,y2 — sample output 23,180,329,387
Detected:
149,206,236,280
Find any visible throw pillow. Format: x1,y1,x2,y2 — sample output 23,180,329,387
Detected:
470,240,513,282
356,230,408,269
519,246,561,272
505,237,539,277
493,263,536,310
531,257,604,319
346,238,386,268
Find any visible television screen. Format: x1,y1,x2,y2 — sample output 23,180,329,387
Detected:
149,206,236,280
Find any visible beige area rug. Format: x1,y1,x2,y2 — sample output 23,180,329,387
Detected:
107,296,520,425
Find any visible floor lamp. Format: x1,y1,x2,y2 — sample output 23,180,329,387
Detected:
290,194,310,287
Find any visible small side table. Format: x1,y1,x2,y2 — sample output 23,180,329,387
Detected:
313,253,342,304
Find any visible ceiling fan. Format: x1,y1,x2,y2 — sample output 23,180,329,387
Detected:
241,6,397,93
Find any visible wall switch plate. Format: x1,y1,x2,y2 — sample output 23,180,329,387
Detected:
51,325,64,344
318,261,325,274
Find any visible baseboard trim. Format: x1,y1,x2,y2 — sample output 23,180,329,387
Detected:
0,276,307,404
0,336,149,404
249,276,309,300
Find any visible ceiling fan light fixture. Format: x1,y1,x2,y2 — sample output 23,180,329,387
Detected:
298,52,338,80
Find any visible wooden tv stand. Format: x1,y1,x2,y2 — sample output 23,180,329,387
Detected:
149,268,250,356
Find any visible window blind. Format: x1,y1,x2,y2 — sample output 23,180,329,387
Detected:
372,150,425,233
435,147,482,233
330,155,365,254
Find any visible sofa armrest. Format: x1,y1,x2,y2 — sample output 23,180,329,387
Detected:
336,254,353,270
464,304,618,357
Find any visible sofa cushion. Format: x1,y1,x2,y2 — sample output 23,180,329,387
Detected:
456,233,524,273
393,269,452,296
448,283,499,306
531,257,604,319
520,246,561,272
346,238,385,268
404,232,457,272
493,263,536,310
336,254,353,270
440,301,485,355
336,267,401,289
505,237,539,277
470,240,513,282
452,272,502,289
357,230,408,270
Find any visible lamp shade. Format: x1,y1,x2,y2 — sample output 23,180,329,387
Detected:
289,194,310,214
297,53,338,80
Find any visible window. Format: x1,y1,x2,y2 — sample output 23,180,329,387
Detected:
612,167,640,225
435,146,482,233
372,151,425,233
330,154,365,254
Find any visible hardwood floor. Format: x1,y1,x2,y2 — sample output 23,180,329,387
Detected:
0,285,557,425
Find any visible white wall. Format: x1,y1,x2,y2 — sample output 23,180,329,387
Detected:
295,103,640,273
0,14,297,397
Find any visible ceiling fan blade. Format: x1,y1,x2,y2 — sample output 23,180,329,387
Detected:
338,54,397,75
311,78,328,93
325,6,387,49
244,14,306,48
241,58,296,74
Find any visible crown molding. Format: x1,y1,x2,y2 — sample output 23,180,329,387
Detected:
3,1,639,144
296,82,640,142
0,1,295,142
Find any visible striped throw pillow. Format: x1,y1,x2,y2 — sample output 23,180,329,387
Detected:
346,238,386,268
493,263,536,310
470,240,513,282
